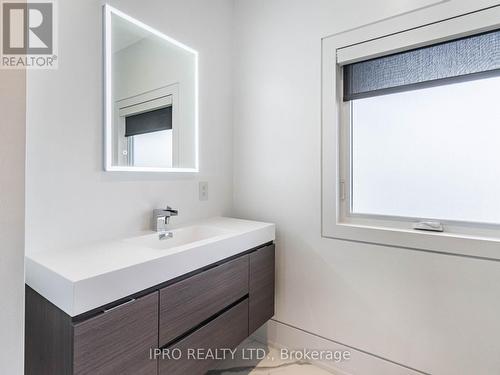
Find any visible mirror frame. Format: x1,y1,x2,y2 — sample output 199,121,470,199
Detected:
103,4,199,172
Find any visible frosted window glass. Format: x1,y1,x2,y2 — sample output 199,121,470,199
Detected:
351,76,500,224
132,130,173,168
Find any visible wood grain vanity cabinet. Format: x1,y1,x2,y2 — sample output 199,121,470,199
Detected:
25,243,275,375
159,299,249,375
159,256,249,347
249,244,276,334
73,293,158,375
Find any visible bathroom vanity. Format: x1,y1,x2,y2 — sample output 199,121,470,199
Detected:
25,217,275,375
25,6,275,375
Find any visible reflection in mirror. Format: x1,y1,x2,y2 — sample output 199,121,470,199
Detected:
104,5,198,172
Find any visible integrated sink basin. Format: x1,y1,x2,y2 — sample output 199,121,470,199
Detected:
124,225,233,250
25,217,275,316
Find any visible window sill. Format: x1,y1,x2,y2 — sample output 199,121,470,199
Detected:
322,221,500,260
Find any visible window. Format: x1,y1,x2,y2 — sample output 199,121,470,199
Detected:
322,5,500,258
350,76,500,225
125,106,174,168
130,129,173,168
344,27,500,226
114,85,180,169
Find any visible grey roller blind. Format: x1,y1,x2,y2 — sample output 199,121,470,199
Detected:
343,29,500,101
125,106,172,137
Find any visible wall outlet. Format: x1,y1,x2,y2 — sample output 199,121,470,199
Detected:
199,181,208,201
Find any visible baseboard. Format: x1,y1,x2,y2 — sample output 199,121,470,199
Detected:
251,319,426,375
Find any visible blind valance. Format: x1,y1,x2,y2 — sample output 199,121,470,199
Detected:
125,106,172,137
343,29,500,101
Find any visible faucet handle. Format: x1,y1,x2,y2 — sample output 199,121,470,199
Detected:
166,206,178,216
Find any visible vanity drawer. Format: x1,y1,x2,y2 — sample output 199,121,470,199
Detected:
159,298,249,375
159,255,249,346
73,292,158,375
249,244,275,333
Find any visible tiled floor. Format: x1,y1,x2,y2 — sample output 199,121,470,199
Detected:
209,339,334,374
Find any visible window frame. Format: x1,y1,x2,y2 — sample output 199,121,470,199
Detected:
321,3,500,259
114,84,180,168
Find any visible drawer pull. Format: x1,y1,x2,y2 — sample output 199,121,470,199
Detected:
103,298,136,313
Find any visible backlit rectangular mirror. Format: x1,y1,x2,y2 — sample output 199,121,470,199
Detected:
104,5,198,172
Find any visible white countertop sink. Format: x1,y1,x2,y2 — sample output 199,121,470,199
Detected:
25,217,275,317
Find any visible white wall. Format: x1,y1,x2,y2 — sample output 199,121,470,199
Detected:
0,70,26,374
232,1,500,374
26,0,234,254
24,0,500,373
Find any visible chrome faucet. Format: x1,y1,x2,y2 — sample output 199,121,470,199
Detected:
153,206,178,239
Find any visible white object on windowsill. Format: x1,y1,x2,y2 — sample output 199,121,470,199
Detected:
413,221,444,232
